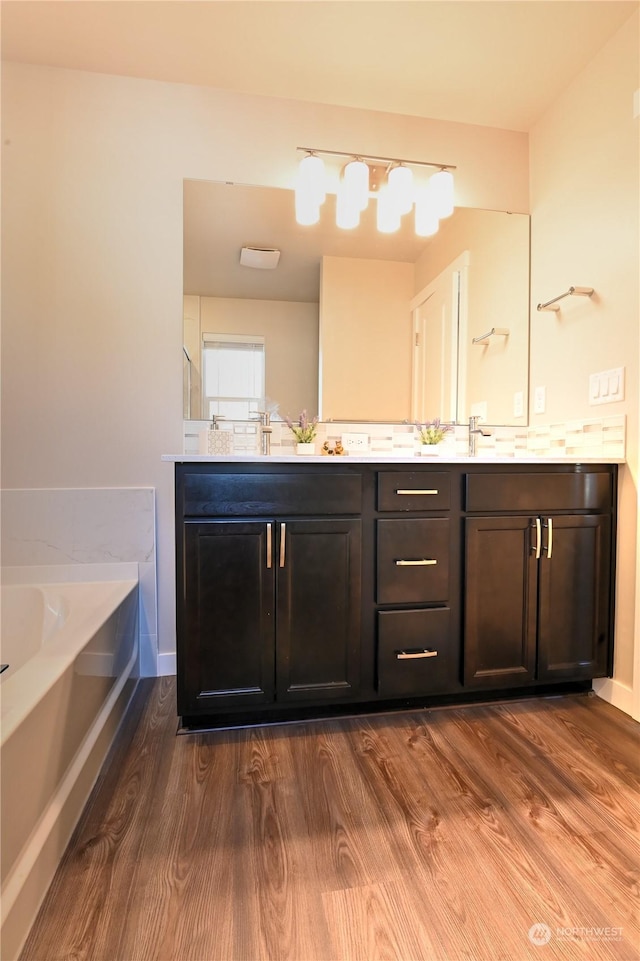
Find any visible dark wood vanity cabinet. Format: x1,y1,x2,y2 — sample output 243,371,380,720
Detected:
181,517,361,716
176,468,362,719
374,471,456,699
463,472,614,689
174,461,617,727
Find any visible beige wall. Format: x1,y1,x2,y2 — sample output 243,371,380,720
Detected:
414,208,530,425
529,11,639,704
320,256,414,420
199,296,318,420
1,63,528,666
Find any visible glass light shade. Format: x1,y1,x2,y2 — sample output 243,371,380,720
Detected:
336,182,360,230
342,159,370,212
429,169,454,219
295,193,320,226
387,164,414,215
295,153,326,224
376,186,401,233
414,187,439,237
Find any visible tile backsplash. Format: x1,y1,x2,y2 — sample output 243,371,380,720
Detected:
185,414,625,459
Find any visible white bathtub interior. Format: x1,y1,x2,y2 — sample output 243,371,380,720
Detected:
1,585,69,677
0,564,140,961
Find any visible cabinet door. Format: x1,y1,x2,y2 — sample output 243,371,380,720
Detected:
179,521,275,715
537,515,611,680
276,519,361,701
464,516,538,687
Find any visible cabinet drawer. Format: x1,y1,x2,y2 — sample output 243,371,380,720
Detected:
377,518,449,604
378,609,450,697
378,472,450,511
180,471,362,517
465,471,612,513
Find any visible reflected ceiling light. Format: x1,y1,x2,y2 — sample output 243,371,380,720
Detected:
295,147,456,236
376,185,401,234
430,168,455,219
414,186,439,238
240,246,281,269
336,182,360,230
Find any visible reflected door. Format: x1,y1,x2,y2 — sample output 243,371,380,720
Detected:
411,255,464,423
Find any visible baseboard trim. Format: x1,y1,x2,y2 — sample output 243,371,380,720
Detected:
157,652,177,677
592,677,633,717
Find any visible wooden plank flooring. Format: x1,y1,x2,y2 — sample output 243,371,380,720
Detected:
20,679,640,961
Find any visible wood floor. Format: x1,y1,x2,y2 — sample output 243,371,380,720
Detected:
21,679,640,961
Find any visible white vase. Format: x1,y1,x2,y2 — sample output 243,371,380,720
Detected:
420,444,443,456
296,442,316,455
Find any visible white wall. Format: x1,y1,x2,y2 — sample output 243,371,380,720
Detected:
529,11,639,711
1,63,528,668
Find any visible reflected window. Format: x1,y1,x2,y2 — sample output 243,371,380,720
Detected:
202,333,265,420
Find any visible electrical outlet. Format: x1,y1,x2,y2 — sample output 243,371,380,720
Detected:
513,391,524,418
534,386,546,414
341,432,370,452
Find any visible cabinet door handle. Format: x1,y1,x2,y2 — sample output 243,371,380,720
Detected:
544,517,553,558
396,489,439,495
395,558,437,566
396,650,438,659
279,522,286,568
266,523,272,569
532,517,542,559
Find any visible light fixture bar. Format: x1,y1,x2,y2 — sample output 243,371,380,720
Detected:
296,146,456,172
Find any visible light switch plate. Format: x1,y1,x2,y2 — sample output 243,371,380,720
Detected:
534,386,546,414
589,367,625,405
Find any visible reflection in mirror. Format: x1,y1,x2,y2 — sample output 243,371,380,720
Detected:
183,180,530,425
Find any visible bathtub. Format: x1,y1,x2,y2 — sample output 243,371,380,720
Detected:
0,571,139,961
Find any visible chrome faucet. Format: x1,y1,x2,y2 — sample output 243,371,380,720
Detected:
468,415,491,456
255,411,272,456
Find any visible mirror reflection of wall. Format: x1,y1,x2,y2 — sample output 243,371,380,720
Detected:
413,208,530,424
183,179,530,425
183,291,318,421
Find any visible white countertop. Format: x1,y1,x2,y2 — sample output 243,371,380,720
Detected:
163,453,624,465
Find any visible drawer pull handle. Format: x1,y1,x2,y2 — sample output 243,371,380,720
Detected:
279,522,286,568
266,523,272,569
397,650,438,660
395,559,437,566
396,489,439,495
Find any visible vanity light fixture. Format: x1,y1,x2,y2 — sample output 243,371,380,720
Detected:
387,163,414,215
429,168,455,219
295,147,456,236
342,158,370,212
294,152,326,226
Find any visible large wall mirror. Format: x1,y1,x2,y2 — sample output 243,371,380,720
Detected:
183,179,530,425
